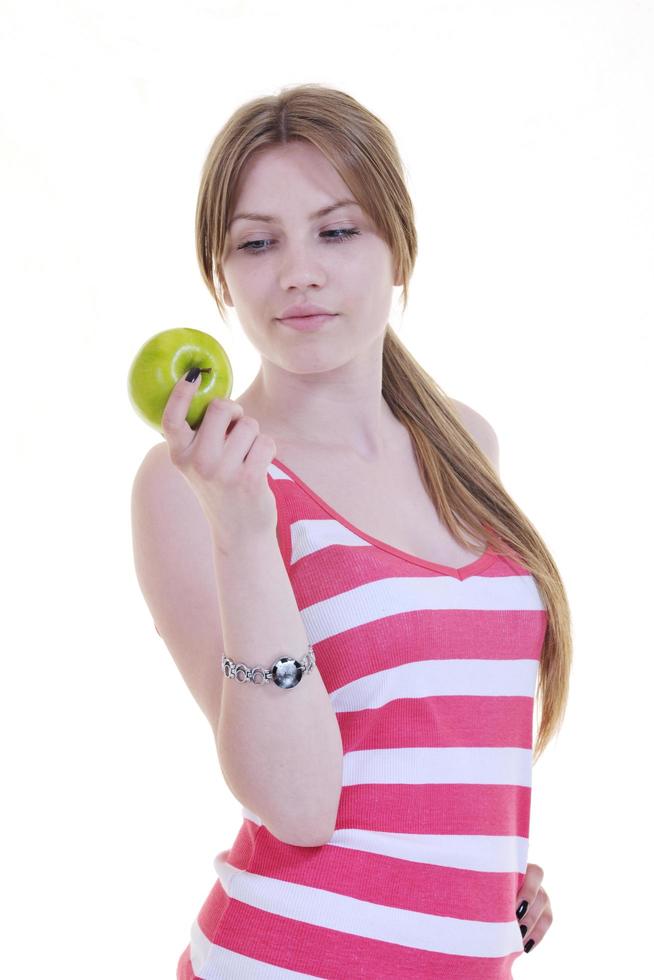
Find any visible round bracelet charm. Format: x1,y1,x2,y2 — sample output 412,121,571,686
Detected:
272,657,305,689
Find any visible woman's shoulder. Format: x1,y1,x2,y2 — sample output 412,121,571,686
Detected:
448,398,500,475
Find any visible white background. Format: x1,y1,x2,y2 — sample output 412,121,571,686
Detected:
2,0,652,975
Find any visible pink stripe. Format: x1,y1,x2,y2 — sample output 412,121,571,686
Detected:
309,607,546,694
334,781,532,837
288,535,535,606
195,877,231,946
338,693,535,749
194,819,264,942
175,942,195,979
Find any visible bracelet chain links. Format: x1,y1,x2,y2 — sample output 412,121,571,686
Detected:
221,644,315,689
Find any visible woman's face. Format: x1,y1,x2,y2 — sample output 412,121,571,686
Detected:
221,141,401,374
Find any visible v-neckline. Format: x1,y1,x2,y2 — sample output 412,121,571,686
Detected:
271,456,497,581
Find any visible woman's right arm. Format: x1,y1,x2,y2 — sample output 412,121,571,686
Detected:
130,385,343,848
212,521,344,848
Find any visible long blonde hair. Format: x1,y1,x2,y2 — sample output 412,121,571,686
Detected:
194,83,572,763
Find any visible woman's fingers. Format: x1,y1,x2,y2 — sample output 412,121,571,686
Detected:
160,371,204,460
158,373,277,541
516,862,544,921
516,863,552,954
190,398,250,477
519,885,552,953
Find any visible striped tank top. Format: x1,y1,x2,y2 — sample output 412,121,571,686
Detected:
177,455,548,979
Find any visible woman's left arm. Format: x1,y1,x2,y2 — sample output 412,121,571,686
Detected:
516,862,554,953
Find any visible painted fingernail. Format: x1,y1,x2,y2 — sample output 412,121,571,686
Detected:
185,367,200,383
520,924,527,938
524,939,535,953
516,900,528,920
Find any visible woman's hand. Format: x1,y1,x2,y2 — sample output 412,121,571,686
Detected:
516,862,553,954
160,370,278,550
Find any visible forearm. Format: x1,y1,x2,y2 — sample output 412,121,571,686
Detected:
212,529,343,847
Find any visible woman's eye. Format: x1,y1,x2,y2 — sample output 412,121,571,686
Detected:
237,227,361,255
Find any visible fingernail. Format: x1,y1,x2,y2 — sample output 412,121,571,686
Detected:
520,924,527,938
524,939,535,953
185,367,200,383
516,900,528,920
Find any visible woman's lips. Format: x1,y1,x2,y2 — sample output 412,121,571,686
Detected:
278,314,337,331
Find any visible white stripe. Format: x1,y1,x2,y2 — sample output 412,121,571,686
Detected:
236,818,530,874
268,462,295,481
202,853,524,959
327,828,530,873
299,573,545,645
290,517,371,562
330,656,540,711
342,744,532,788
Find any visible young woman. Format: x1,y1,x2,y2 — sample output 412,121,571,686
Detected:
132,83,568,978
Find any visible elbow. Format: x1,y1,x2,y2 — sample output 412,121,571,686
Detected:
298,816,337,847
267,801,338,848
275,820,336,848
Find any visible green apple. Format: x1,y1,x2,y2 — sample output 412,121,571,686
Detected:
127,327,233,434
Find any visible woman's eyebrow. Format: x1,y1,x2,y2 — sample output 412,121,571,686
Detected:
228,198,360,229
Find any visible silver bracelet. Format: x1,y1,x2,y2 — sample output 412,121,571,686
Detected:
221,644,315,689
